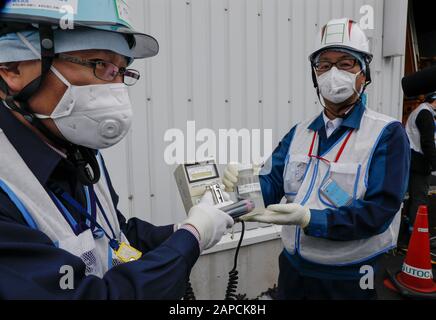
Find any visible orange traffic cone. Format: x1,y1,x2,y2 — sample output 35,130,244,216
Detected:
385,206,436,299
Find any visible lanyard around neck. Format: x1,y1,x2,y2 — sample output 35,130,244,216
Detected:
49,183,120,250
308,129,354,164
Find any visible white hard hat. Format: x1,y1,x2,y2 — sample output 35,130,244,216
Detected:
0,0,159,59
309,18,373,64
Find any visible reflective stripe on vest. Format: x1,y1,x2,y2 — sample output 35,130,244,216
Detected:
0,179,38,230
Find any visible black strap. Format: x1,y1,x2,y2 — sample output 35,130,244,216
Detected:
15,24,55,102
68,147,101,186
311,67,318,89
0,77,9,95
3,97,70,147
365,62,372,85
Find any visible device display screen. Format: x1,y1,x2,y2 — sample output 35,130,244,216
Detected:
185,163,218,183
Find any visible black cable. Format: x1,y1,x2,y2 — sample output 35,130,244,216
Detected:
225,221,245,300
183,280,196,300
183,221,246,301
67,146,101,186
315,83,368,119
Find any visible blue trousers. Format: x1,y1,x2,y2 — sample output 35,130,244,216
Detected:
277,252,377,300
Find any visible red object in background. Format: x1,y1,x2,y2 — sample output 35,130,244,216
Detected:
385,206,436,295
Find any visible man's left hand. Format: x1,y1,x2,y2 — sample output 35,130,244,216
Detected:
240,204,311,228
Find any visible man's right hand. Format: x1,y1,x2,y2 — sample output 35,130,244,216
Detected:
223,163,262,192
222,164,239,192
182,203,234,251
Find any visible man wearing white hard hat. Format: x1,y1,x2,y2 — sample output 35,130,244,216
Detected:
224,18,410,299
0,0,234,299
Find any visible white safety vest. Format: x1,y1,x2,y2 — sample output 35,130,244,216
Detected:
282,108,401,266
406,103,435,155
0,128,129,278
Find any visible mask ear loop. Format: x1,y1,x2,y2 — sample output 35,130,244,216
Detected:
17,32,71,88
50,65,72,88
27,71,72,122
16,31,41,58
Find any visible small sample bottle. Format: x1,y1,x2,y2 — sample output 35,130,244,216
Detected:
235,164,265,210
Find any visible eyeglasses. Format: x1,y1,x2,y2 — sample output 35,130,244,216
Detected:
314,58,358,73
56,53,140,86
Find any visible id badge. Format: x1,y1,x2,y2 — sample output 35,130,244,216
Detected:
115,242,143,262
320,179,353,208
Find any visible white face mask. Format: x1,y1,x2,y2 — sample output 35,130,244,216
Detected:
35,67,133,149
317,67,363,104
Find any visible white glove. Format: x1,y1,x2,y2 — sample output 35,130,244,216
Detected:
175,190,232,233
222,163,262,192
240,203,311,228
222,164,239,192
182,192,234,251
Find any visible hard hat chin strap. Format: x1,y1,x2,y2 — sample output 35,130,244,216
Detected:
13,25,55,102
318,94,360,119
1,25,68,148
316,89,356,119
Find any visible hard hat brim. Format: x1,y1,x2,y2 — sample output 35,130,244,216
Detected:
88,24,159,59
309,45,373,64
0,14,159,59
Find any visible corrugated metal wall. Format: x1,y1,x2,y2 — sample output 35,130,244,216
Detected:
103,0,407,227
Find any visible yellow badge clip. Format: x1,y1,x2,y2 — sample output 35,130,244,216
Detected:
115,242,143,263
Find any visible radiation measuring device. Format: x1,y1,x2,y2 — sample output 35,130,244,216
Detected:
174,159,224,213
174,159,258,219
